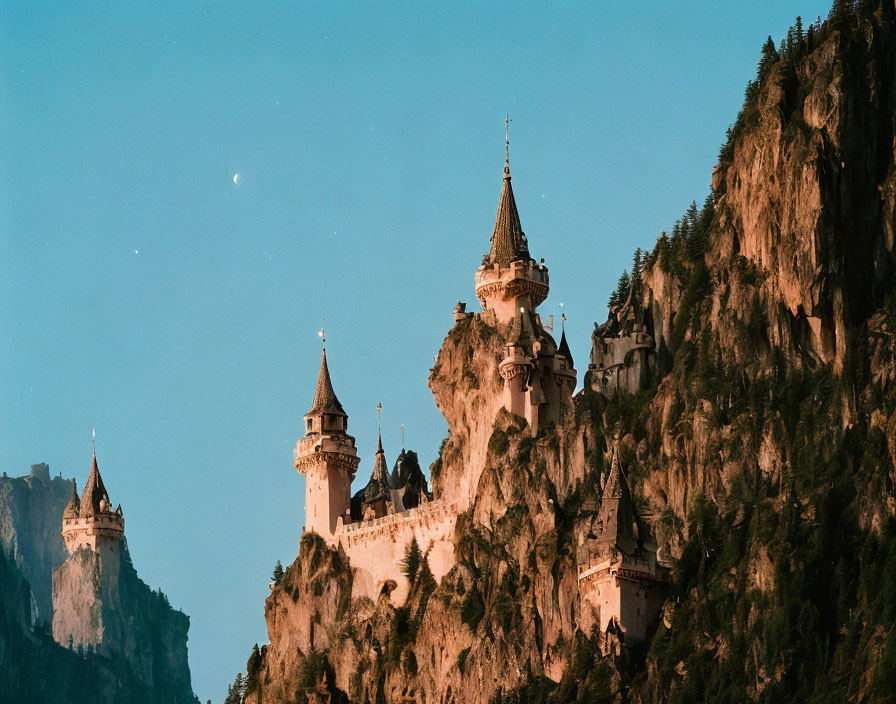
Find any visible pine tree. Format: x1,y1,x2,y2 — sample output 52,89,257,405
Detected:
631,248,643,287
272,560,284,585
671,219,683,245
615,270,631,306
400,538,422,580
608,289,620,310
685,200,699,229
224,673,246,704
757,36,779,83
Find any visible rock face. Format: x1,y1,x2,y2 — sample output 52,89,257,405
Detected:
244,6,896,703
0,465,199,704
52,542,197,703
0,464,72,625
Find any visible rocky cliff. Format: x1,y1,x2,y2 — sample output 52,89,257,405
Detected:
243,4,896,702
0,464,72,625
0,465,199,704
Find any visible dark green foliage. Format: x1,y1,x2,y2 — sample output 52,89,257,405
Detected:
757,35,780,82
224,673,245,704
460,583,485,630
272,560,284,585
670,262,710,352
457,646,471,675
400,538,422,581
386,557,436,666
294,649,329,703
245,643,263,694
613,269,631,308
488,428,510,456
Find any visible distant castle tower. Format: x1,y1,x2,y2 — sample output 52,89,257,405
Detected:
577,446,669,641
294,345,360,542
61,450,124,555
474,136,576,433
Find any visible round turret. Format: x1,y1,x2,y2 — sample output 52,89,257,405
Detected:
474,163,549,323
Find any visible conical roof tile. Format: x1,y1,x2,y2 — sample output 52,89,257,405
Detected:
308,347,347,417
487,166,530,267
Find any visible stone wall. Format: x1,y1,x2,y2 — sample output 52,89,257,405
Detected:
337,499,460,604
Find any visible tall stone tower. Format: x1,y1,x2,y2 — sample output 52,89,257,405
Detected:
54,448,125,653
60,451,124,555
473,146,576,433
294,345,360,542
474,157,549,324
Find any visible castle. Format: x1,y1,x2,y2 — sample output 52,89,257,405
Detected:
295,145,666,636
576,447,670,640
53,447,126,653
61,450,124,555
588,285,655,397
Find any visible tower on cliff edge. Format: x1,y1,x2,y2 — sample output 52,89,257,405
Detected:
61,450,124,555
294,345,360,541
474,153,550,324
472,137,576,433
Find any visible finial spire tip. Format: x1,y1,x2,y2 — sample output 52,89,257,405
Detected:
504,114,513,173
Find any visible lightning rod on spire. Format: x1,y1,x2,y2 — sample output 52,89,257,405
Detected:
505,114,513,169
319,318,326,347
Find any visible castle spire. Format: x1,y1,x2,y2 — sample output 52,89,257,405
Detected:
597,445,637,555
80,449,110,518
362,426,391,504
487,122,530,268
505,113,512,172
308,346,346,417
558,313,574,367
63,478,80,520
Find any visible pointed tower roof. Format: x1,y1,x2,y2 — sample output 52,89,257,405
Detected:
487,164,530,267
558,328,574,367
361,430,391,504
596,446,637,556
63,478,80,520
80,452,109,518
307,347,347,417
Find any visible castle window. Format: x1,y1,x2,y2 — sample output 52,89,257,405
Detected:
307,419,312,431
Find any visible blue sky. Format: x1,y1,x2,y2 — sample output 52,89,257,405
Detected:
1,1,829,701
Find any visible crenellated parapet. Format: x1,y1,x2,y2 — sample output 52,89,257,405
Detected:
335,498,460,605
475,260,550,322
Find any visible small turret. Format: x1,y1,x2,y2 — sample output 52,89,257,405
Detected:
353,430,395,519
63,479,80,521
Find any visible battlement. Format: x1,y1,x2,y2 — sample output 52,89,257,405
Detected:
294,433,360,474
475,260,549,322
577,552,669,588
336,498,459,539
62,513,124,554
333,498,460,605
